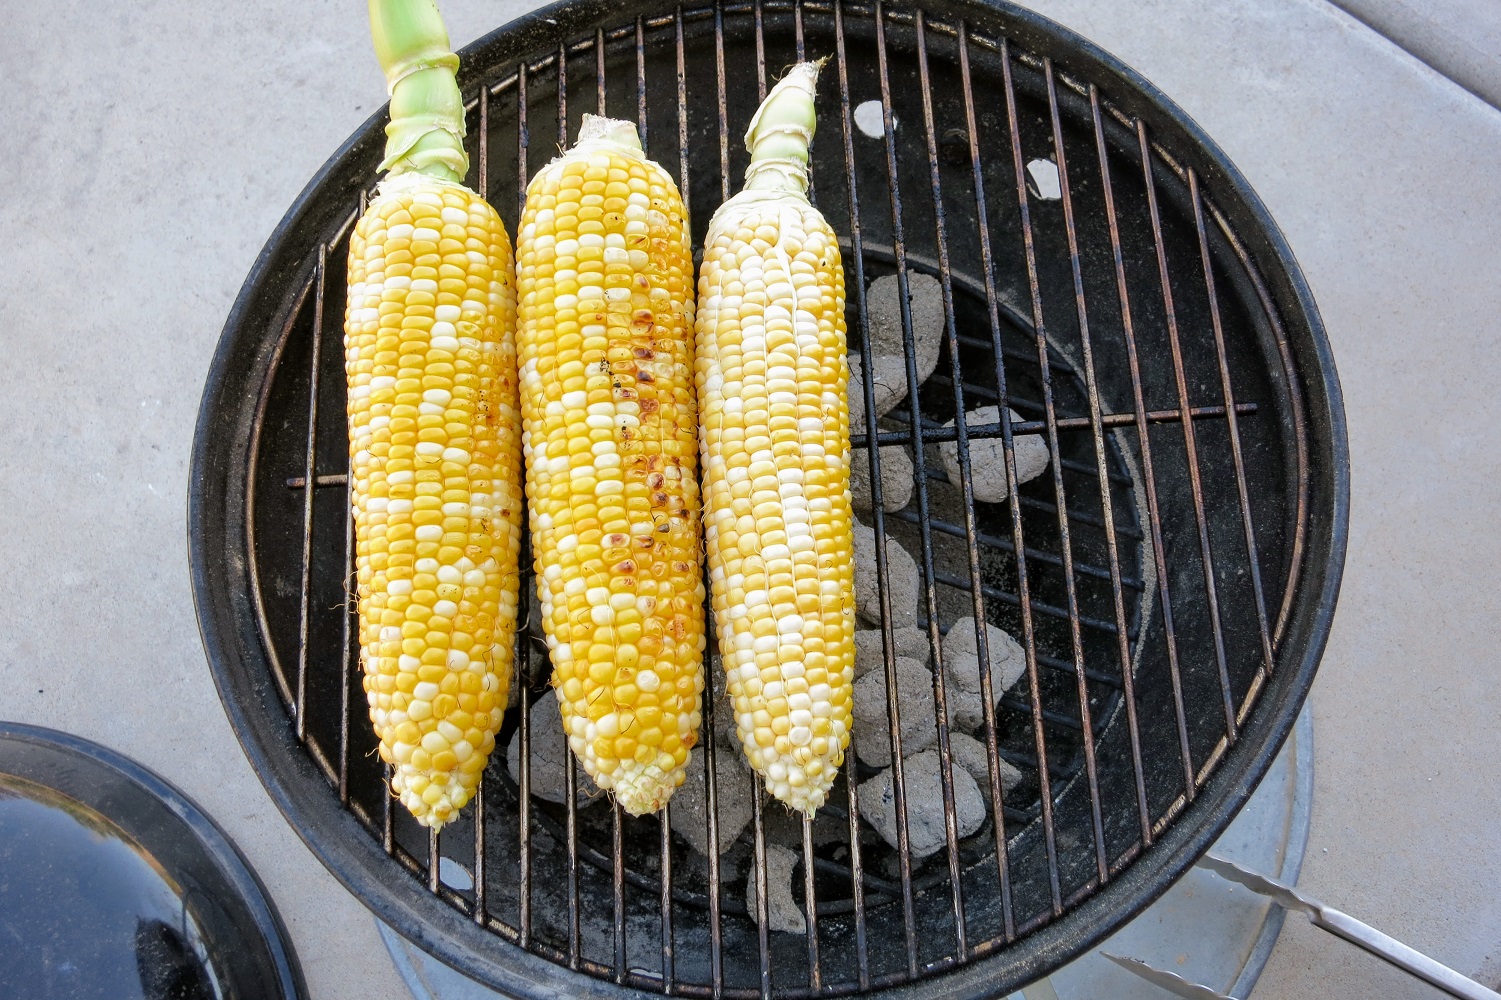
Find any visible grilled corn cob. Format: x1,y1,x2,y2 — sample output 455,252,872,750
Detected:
344,0,523,831
516,115,705,816
696,62,855,815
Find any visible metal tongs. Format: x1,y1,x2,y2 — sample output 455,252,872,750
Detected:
1103,854,1500,1000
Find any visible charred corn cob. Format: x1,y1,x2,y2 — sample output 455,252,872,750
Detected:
696,62,855,815
344,0,523,830
516,116,705,816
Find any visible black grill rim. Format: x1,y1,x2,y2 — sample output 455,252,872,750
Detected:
187,0,1349,996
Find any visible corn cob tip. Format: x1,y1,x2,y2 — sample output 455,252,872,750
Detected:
391,762,483,832
575,113,646,153
610,759,689,817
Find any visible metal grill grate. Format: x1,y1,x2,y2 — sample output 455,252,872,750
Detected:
195,1,1345,997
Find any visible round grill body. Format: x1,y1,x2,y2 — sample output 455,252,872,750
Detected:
189,2,1348,997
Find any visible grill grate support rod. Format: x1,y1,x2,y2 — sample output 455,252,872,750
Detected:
1041,55,1112,883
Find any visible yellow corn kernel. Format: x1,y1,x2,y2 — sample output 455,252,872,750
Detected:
515,115,705,816
346,170,524,831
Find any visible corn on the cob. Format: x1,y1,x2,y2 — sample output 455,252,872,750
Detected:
696,62,855,815
516,115,705,816
344,0,523,831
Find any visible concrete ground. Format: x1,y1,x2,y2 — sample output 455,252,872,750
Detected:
1,1,1497,998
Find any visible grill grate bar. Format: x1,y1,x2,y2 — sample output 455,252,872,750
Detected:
954,17,1024,939
801,817,821,992
1137,121,1238,746
708,7,732,990
843,741,871,989
1210,197,1310,655
383,762,395,854
565,750,582,969
688,10,727,992
1041,56,1111,883
471,79,493,933
854,400,1256,449
998,34,1064,916
593,40,633,987
597,27,608,116
838,0,920,974
638,16,650,147
557,41,568,148
750,777,772,998
338,191,365,808
613,802,628,983
294,244,326,742
676,6,693,215
920,374,1182,491
288,399,1262,496
1188,167,1277,687
339,472,356,800
641,25,673,994
717,7,776,993
555,39,586,974
793,1,817,205
287,461,1175,593
715,0,730,204
514,56,535,952
1095,96,1197,801
883,5,969,962
660,805,676,994
1065,81,1154,847
518,640,534,943
754,0,768,101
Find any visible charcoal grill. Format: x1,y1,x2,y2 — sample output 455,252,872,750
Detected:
189,1,1348,996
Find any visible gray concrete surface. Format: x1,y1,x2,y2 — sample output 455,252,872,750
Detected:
1,2,1497,999
1330,0,1501,110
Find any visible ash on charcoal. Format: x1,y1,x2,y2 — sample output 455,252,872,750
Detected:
669,743,755,857
854,521,920,629
853,626,931,680
506,691,600,806
941,616,1027,732
847,353,911,435
940,406,1050,503
852,656,935,767
865,272,943,383
946,731,1023,805
849,443,914,513
746,843,806,935
857,750,986,859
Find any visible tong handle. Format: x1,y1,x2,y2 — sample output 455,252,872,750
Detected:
1313,907,1500,1000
